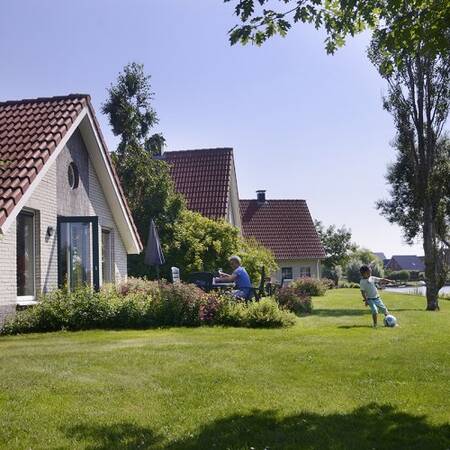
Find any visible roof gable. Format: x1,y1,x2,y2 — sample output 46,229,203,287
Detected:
0,94,142,253
164,148,233,220
240,199,326,260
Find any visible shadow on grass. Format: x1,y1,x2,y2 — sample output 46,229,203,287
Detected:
65,423,160,450
314,308,421,318
65,403,450,450
338,325,373,329
313,308,367,317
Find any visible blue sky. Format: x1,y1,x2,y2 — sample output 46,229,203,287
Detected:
0,0,423,257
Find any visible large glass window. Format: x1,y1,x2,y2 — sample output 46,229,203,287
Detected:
17,211,36,298
102,229,113,284
59,219,99,291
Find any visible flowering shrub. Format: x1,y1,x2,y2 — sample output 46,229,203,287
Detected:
115,277,160,296
276,287,313,315
199,293,223,324
1,281,296,335
290,277,328,297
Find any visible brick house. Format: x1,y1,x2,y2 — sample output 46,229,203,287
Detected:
0,95,142,323
165,148,325,280
240,191,326,280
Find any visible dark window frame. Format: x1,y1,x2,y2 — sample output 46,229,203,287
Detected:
16,209,36,299
57,216,99,291
281,267,293,280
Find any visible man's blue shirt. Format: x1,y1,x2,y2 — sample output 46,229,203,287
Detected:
233,266,252,290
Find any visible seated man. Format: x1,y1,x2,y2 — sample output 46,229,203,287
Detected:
217,255,252,300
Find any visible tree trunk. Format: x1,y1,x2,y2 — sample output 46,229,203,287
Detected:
423,203,440,311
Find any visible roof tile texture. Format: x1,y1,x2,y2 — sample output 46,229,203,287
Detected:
164,148,233,220
240,199,326,260
0,95,88,226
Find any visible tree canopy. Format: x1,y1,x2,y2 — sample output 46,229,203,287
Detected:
165,210,278,282
225,0,450,56
315,220,354,269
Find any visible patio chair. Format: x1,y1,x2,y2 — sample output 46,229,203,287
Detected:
250,266,266,301
188,272,214,292
171,267,181,284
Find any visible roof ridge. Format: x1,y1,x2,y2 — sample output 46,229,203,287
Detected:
240,198,307,202
0,93,90,106
165,147,233,154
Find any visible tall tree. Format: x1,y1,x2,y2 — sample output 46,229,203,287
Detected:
370,33,450,310
102,63,184,277
225,0,450,55
226,1,450,310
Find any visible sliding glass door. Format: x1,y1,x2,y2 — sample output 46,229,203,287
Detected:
58,217,99,291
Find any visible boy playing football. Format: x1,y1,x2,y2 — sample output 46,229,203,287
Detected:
359,265,392,328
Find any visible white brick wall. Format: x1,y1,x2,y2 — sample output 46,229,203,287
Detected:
0,130,130,323
88,162,128,282
274,259,322,281
25,162,58,293
0,221,17,322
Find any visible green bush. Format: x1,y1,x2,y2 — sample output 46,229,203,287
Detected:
290,277,328,296
275,287,313,315
321,265,342,286
387,270,410,282
338,281,360,289
245,298,296,328
1,282,297,335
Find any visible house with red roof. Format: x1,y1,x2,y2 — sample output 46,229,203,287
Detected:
164,148,241,228
165,148,325,280
240,191,326,280
0,95,142,322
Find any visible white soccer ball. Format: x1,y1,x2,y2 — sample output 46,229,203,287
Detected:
384,314,397,327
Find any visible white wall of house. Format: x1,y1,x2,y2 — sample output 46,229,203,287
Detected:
273,259,322,281
0,130,129,324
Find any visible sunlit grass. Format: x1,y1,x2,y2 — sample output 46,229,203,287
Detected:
0,289,448,449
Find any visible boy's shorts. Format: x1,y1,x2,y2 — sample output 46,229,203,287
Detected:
367,297,388,315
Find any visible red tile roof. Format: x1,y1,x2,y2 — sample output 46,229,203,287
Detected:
0,95,88,225
164,148,233,220
240,199,326,260
0,94,142,250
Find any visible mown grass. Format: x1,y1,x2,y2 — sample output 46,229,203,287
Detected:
0,289,449,449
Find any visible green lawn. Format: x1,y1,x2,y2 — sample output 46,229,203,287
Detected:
0,289,449,450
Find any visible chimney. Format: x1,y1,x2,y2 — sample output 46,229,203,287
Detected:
256,190,267,204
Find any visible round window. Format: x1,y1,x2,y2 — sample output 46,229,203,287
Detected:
68,162,79,189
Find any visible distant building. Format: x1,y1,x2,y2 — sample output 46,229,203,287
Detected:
240,191,326,280
164,148,326,280
385,255,425,272
373,252,387,261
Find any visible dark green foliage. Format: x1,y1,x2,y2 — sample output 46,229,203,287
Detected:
346,259,363,284
102,63,185,278
321,265,343,286
290,277,329,297
1,280,296,334
102,62,160,155
226,0,450,57
387,271,410,282
275,287,313,315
